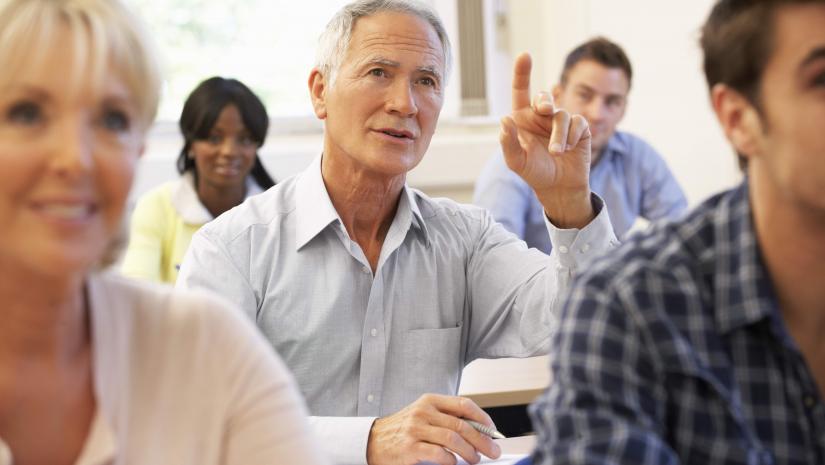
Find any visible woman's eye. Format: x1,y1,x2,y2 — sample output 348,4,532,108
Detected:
207,135,223,145
239,135,256,146
101,109,130,132
7,101,42,125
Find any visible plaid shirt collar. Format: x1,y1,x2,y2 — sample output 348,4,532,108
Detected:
706,181,782,335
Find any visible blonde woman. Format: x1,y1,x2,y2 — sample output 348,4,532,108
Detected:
0,1,327,464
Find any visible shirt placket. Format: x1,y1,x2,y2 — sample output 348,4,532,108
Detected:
792,353,825,463
356,264,388,417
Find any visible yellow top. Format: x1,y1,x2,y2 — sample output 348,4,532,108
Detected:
121,172,263,284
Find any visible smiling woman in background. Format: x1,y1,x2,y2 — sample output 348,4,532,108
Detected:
122,77,275,283
0,1,325,464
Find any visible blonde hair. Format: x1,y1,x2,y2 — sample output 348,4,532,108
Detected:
0,0,162,128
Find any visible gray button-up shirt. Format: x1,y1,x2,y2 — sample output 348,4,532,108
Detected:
177,155,617,464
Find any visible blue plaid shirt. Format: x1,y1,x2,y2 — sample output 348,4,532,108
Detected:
527,181,825,465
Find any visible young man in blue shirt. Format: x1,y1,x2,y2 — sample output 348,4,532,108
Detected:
527,0,825,463
475,37,687,252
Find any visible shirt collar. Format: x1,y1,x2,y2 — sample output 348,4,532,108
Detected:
711,181,781,334
394,184,431,249
171,171,264,225
604,131,629,159
295,154,345,251
294,154,430,251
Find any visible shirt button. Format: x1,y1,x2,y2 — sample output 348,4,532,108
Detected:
558,245,569,254
370,328,377,337
367,394,375,403
580,243,590,253
362,265,370,274
804,395,816,408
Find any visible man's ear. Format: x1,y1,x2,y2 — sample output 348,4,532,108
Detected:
308,68,328,120
711,83,763,162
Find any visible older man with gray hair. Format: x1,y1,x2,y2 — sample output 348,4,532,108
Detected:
178,1,616,464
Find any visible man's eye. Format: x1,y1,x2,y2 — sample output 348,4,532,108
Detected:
419,77,436,87
7,101,42,125
813,72,825,87
101,109,131,132
369,68,387,78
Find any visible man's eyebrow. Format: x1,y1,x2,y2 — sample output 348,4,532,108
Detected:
799,45,825,70
416,65,442,81
366,57,400,68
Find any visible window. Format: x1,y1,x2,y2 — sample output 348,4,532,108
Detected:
132,0,480,123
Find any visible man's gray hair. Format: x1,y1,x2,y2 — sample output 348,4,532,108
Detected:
315,0,452,85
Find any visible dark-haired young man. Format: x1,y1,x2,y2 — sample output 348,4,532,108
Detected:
527,1,825,464
475,37,686,252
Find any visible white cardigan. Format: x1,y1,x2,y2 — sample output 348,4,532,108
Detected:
0,273,328,465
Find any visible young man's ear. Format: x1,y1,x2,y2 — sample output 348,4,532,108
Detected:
711,83,763,163
308,68,328,120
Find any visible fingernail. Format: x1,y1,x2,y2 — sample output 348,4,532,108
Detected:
493,443,502,456
550,143,563,153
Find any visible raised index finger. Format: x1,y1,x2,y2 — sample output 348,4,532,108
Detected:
511,52,532,112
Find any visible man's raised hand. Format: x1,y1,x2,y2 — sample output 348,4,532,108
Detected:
500,52,595,229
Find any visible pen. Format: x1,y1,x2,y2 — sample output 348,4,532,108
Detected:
465,419,506,439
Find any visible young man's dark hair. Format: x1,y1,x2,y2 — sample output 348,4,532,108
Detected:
701,0,821,169
559,36,633,88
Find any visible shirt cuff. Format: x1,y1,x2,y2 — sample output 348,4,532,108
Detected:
543,193,619,271
308,416,377,465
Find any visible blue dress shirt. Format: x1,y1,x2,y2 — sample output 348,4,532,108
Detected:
474,131,687,253
177,155,618,465
528,181,825,464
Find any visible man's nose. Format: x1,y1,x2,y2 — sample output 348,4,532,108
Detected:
385,80,418,117
585,98,607,123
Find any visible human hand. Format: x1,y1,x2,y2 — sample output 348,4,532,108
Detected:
500,52,595,229
366,394,502,465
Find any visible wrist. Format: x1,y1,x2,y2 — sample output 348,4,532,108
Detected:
365,418,382,465
537,188,595,229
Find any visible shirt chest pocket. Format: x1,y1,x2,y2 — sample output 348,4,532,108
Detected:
399,325,464,403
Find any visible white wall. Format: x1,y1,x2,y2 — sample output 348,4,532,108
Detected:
503,0,742,205
135,0,742,207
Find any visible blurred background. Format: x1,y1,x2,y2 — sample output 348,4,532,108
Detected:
131,0,739,207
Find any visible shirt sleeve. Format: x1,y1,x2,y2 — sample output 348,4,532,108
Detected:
308,416,377,465
465,194,618,361
121,193,165,282
528,267,679,465
176,229,258,322
472,152,533,238
638,145,688,222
